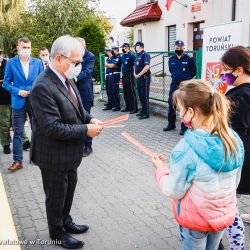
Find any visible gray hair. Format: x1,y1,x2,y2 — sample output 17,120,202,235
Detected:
50,35,85,59
76,37,86,49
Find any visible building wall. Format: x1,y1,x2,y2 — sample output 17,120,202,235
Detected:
133,0,250,51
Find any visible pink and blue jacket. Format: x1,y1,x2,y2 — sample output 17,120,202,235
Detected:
155,129,244,232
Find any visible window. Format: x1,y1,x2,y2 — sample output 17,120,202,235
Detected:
138,29,142,41
168,25,176,51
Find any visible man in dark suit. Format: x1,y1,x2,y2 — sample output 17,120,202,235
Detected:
30,35,103,249
75,37,95,157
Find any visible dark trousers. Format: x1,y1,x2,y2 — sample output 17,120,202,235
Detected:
122,72,138,111
168,82,186,131
105,75,113,108
111,74,120,109
137,74,150,116
12,99,32,163
40,168,77,239
82,101,93,149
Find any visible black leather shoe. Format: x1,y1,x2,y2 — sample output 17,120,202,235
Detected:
121,108,130,112
3,145,11,154
104,103,108,106
60,233,84,249
23,140,30,150
139,115,149,120
64,222,89,234
82,148,92,157
163,125,176,132
130,109,138,114
136,113,143,117
103,107,112,111
112,107,121,111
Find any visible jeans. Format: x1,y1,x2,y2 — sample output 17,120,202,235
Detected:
12,99,32,163
179,226,224,250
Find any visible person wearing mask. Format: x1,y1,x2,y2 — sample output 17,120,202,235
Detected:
120,43,138,114
163,40,197,135
153,80,244,250
134,41,151,120
103,48,114,110
216,45,250,250
30,35,103,249
75,37,96,157
104,46,122,111
3,37,43,171
39,47,50,69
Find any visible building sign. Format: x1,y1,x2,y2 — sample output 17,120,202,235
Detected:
201,21,243,93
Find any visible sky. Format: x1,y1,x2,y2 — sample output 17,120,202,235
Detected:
99,0,136,22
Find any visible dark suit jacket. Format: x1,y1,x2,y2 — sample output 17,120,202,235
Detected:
30,67,92,171
0,59,11,105
76,49,95,103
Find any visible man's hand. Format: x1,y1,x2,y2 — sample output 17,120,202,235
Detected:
134,73,140,79
19,90,30,97
87,124,103,138
90,118,103,125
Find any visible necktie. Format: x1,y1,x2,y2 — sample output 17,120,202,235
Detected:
65,79,79,110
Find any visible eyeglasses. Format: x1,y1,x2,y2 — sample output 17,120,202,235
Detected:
61,55,83,67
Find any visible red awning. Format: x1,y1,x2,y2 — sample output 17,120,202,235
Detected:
120,2,162,27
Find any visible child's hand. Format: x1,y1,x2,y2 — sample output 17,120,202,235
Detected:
151,155,168,169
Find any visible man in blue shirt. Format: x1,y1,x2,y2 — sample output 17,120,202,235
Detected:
75,37,95,157
163,40,197,135
121,43,138,114
104,46,122,111
3,37,43,171
134,41,151,120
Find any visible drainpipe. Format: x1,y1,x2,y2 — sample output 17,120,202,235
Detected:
232,0,236,21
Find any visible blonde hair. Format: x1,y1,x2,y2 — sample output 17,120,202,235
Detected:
173,80,238,161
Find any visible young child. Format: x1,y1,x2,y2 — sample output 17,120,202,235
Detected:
152,80,244,250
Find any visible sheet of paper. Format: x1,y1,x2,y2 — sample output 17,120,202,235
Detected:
100,114,129,126
121,132,156,158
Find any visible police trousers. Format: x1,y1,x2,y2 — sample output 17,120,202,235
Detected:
137,74,150,116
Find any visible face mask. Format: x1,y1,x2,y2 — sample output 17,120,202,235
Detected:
180,110,193,129
65,64,82,80
41,56,50,62
0,56,3,62
175,50,183,56
20,49,31,58
220,72,237,86
122,49,126,54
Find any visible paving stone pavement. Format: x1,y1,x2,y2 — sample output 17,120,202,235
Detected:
0,100,249,250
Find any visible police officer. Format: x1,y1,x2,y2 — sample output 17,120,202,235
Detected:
134,41,151,120
121,43,138,114
103,48,114,110
104,46,122,111
163,40,197,134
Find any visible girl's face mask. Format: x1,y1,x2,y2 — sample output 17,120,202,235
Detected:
180,109,193,129
220,72,237,86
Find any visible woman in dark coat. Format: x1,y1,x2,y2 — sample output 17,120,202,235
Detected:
218,46,250,250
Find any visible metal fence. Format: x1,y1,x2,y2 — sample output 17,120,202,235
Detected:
99,49,202,103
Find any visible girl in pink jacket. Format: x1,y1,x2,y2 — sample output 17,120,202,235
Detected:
152,80,244,250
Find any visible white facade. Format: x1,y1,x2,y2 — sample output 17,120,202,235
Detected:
132,0,250,51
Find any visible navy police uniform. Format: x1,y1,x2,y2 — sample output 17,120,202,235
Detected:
110,46,122,110
134,42,151,117
121,43,137,112
105,48,114,109
167,41,196,129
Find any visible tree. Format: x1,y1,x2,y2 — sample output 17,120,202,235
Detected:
77,18,106,81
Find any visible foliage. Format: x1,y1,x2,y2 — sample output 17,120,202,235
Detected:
77,18,106,81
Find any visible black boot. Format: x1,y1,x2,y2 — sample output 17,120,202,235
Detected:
3,145,11,154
